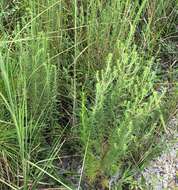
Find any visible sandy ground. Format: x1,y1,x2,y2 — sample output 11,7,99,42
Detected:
139,115,178,190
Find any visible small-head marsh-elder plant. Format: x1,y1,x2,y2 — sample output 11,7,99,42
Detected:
80,42,167,185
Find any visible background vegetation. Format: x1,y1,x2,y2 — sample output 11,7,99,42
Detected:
0,0,177,189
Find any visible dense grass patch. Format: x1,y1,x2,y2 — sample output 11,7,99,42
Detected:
0,0,177,189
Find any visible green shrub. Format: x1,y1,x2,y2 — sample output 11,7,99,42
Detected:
79,42,167,184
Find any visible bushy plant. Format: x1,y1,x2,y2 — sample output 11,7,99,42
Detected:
79,42,167,184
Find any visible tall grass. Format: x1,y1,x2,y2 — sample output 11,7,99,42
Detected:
0,1,71,189
0,0,177,189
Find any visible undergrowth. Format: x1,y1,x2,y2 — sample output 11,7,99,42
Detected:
0,0,177,189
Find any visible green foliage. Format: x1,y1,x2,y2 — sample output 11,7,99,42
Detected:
0,0,177,189
79,43,167,182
